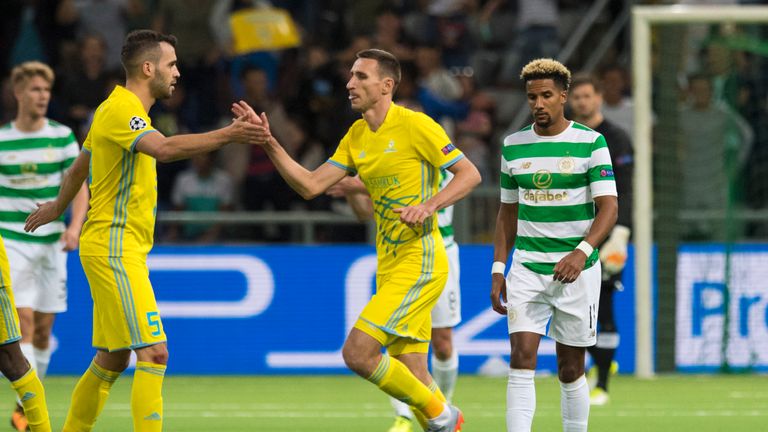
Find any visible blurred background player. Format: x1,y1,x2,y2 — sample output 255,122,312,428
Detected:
569,74,634,406
490,59,617,432
0,61,89,431
235,48,480,432
24,29,262,432
327,170,462,432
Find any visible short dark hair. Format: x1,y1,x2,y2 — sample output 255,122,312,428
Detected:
570,73,602,93
520,58,571,91
356,49,401,89
121,30,177,77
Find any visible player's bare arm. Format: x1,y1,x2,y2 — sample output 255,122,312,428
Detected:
327,177,374,221
394,157,481,226
232,102,349,199
25,149,90,233
135,115,261,162
61,182,89,251
553,194,618,283
491,202,518,315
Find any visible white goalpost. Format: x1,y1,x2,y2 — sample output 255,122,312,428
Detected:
632,4,768,378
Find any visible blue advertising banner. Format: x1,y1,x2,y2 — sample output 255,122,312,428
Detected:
49,245,638,375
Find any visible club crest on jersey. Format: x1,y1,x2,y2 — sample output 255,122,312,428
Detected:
129,116,147,131
384,140,397,153
558,155,575,174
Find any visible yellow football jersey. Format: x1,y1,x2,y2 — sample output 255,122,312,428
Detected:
329,103,464,274
80,86,158,257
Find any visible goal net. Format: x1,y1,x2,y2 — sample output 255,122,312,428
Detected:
632,5,768,376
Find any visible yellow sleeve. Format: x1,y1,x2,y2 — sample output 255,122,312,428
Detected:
327,128,356,174
412,113,464,169
83,130,92,153
101,101,157,153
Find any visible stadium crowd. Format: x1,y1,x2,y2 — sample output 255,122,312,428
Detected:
1,0,766,242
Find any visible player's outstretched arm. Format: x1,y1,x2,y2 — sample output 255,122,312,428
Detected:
491,202,518,315
232,102,348,199
135,115,262,162
394,157,481,225
25,150,90,233
553,194,618,283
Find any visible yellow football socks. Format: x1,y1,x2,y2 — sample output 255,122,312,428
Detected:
412,380,447,429
131,361,166,432
63,361,121,432
368,354,445,420
10,368,50,432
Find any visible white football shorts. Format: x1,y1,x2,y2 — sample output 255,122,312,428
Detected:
506,258,600,347
6,238,68,313
432,243,461,329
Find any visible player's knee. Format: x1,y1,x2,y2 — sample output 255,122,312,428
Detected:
32,327,51,349
510,349,537,370
0,347,30,381
95,350,131,372
557,363,584,383
341,344,374,377
431,336,453,360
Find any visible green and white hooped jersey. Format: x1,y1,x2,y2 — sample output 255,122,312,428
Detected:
500,122,617,275
0,120,79,243
437,169,455,248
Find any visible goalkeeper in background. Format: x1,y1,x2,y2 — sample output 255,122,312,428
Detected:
569,74,633,406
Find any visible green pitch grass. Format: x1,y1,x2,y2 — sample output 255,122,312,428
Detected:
3,374,766,431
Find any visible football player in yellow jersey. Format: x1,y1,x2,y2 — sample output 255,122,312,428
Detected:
0,237,51,431
25,30,262,432
233,49,480,432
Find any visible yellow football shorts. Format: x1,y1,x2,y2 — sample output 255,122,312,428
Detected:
81,255,166,351
0,237,21,345
354,268,448,356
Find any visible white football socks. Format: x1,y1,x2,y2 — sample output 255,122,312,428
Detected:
560,375,589,432
431,350,459,402
33,346,52,380
390,397,413,419
507,368,535,432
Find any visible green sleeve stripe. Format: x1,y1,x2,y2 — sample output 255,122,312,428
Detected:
0,136,74,151
502,142,593,161
0,211,64,223
500,172,517,189
515,236,583,252
518,203,594,222
588,164,615,182
0,228,61,243
0,185,60,199
0,158,74,175
439,225,454,238
592,134,608,150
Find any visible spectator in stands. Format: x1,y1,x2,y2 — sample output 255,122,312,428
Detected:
56,0,144,71
679,73,753,240
153,0,221,127
167,152,235,243
290,45,350,152
56,34,112,142
497,0,559,87
599,64,634,137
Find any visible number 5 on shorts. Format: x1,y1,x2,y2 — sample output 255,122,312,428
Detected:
147,311,161,336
